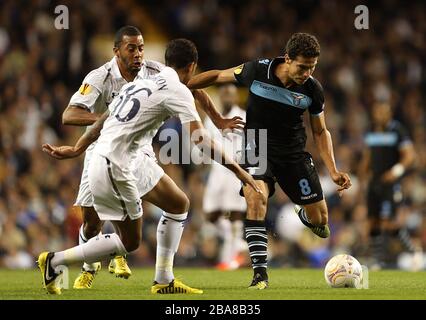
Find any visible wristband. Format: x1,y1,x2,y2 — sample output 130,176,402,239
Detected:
391,163,405,178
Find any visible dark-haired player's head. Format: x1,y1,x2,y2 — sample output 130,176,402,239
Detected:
372,101,393,127
165,39,198,84
113,26,144,76
284,33,320,85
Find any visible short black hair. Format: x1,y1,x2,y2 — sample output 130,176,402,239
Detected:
114,26,142,48
165,39,198,69
285,33,320,59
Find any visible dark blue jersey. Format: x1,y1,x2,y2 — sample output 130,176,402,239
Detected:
234,57,324,156
364,120,412,179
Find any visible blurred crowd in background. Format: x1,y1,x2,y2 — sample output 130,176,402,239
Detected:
0,0,424,270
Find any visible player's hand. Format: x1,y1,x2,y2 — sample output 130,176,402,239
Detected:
330,171,352,197
215,116,245,131
381,170,397,184
42,143,80,160
236,169,263,194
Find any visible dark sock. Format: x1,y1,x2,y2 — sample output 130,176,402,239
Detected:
245,219,268,279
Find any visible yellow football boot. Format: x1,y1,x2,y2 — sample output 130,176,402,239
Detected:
73,263,101,289
248,273,269,290
108,256,132,279
37,252,61,295
151,279,203,294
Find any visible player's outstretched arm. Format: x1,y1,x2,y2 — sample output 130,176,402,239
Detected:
186,120,261,194
187,67,238,89
62,105,102,126
192,89,245,131
43,111,110,160
310,113,352,195
381,142,415,183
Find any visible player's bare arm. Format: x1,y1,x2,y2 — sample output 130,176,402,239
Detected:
62,105,102,126
187,66,238,89
310,112,351,193
192,89,245,130
186,120,261,194
381,143,415,183
43,111,110,159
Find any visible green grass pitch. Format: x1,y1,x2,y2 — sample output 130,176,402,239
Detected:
0,267,425,300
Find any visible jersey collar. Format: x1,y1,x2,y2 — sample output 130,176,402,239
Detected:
267,56,285,80
110,57,125,80
110,57,147,82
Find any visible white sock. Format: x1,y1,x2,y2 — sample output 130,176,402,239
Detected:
51,233,127,269
217,217,233,263
78,225,102,272
155,211,187,284
231,220,244,256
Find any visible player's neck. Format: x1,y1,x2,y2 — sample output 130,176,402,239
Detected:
117,61,137,82
275,63,294,88
374,121,390,131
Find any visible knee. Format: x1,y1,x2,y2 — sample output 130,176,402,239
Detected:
168,193,190,214
83,222,102,239
121,233,141,253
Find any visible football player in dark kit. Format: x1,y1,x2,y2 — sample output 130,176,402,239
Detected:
359,101,416,269
188,33,351,289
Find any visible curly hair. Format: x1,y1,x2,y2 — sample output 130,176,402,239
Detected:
285,33,320,59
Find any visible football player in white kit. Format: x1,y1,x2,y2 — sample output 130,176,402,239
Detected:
39,39,260,295
63,26,164,287
203,84,248,270
63,27,244,289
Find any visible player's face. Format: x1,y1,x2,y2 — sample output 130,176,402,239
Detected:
219,84,238,109
115,35,144,73
287,55,318,85
372,103,392,125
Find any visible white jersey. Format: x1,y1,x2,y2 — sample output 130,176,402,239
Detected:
69,57,164,152
94,67,201,171
204,105,246,163
71,57,164,206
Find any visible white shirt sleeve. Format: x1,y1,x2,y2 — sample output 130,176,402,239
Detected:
69,68,105,111
165,85,201,124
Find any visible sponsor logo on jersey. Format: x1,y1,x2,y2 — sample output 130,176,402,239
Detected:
291,93,306,106
234,64,244,75
79,83,92,95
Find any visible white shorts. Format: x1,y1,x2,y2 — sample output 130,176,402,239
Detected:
203,164,247,213
88,153,142,221
75,149,94,207
132,151,165,197
76,148,164,208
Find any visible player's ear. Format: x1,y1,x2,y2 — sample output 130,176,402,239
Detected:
284,54,291,64
113,46,120,58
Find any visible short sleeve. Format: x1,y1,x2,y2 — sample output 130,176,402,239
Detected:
166,85,201,124
69,69,104,111
396,123,412,149
234,60,257,87
308,78,325,115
